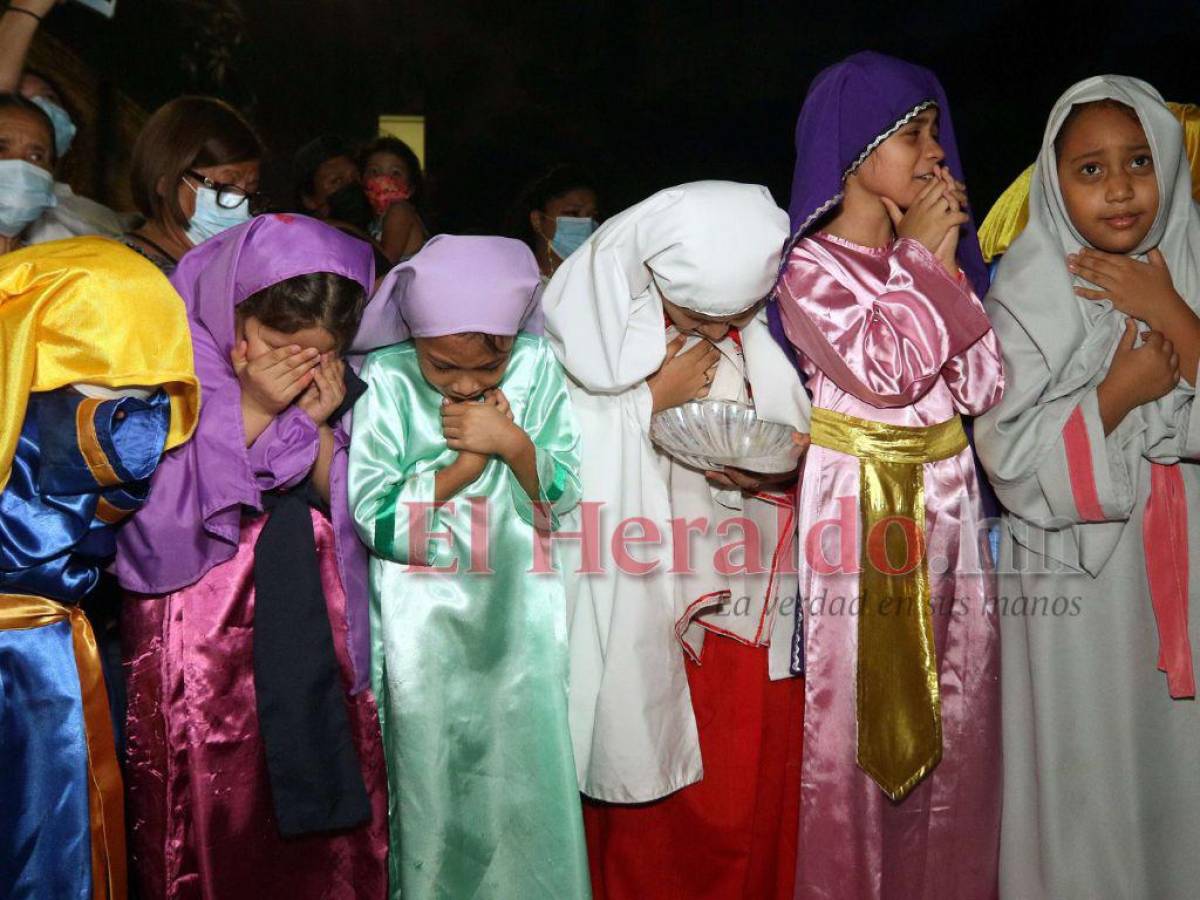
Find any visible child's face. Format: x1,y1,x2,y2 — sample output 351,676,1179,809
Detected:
239,314,338,361
364,151,412,183
662,297,758,343
854,108,946,210
414,334,513,401
1056,104,1158,254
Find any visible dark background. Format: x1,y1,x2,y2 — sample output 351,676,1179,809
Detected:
41,0,1200,231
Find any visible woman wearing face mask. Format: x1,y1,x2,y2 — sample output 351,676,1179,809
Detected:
0,92,56,255
512,164,601,283
122,96,263,274
0,0,133,243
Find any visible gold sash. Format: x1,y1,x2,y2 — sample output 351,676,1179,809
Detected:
1,594,126,900
809,408,967,801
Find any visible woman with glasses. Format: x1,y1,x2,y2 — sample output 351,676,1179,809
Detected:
123,96,264,274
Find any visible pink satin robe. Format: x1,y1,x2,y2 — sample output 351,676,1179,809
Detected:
776,233,1003,900
122,510,390,900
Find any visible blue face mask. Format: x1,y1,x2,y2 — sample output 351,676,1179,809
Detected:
30,96,76,158
185,184,251,245
0,159,56,237
549,215,597,260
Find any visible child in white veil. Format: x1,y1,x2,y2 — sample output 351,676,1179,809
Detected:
542,180,810,897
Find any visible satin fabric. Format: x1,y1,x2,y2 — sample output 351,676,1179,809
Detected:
583,638,803,900
975,76,1200,900
1,391,168,602
978,101,1200,262
1,386,178,900
122,509,389,900
776,232,1003,900
0,618,90,899
783,52,989,299
1,596,125,900
809,409,969,801
0,237,199,494
114,215,377,692
349,335,590,900
352,233,543,347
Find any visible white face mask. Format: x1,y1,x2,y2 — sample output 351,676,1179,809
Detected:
185,183,251,245
0,159,56,237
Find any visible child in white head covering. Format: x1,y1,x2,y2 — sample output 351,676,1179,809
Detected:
542,180,809,896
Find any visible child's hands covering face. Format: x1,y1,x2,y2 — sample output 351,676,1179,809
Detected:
1068,247,1183,325
231,341,320,418
297,354,347,426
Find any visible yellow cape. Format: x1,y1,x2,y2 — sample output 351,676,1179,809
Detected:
0,237,201,492
979,102,1200,262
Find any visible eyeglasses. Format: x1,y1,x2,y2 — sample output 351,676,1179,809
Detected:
185,170,269,213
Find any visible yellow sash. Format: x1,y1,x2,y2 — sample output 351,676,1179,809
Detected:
0,594,126,900
809,408,967,801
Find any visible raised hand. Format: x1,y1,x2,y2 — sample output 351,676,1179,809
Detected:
231,341,320,419
1069,247,1184,325
484,387,515,422
1097,319,1180,432
648,336,721,413
297,354,348,426
441,396,523,458
881,168,969,276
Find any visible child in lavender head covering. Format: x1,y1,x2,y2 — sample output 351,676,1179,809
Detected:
348,234,590,900
116,215,389,900
772,51,1003,900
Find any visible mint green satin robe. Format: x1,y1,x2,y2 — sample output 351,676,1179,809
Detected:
348,335,590,900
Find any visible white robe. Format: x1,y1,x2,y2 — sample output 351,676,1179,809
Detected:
542,180,809,802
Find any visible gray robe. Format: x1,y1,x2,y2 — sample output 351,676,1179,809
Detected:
976,76,1200,900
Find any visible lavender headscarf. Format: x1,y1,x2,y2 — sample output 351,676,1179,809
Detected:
116,214,377,690
784,51,988,297
351,233,542,356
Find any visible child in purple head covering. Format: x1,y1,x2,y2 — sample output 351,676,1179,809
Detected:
348,235,590,899
116,215,389,900
773,52,1003,899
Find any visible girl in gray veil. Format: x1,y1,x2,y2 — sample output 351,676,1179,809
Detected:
976,76,1200,899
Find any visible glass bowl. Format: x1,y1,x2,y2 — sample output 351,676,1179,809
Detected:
650,399,798,474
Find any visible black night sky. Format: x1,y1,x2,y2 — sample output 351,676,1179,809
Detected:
45,0,1200,232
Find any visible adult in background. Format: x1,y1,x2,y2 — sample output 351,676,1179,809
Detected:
0,92,56,255
0,0,132,242
122,96,263,274
511,163,600,285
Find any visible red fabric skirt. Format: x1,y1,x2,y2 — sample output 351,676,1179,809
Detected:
584,636,804,899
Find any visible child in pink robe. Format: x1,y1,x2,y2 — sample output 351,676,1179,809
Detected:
771,52,1003,900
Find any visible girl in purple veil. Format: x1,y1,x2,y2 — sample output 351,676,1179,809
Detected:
115,215,389,899
773,52,1002,899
